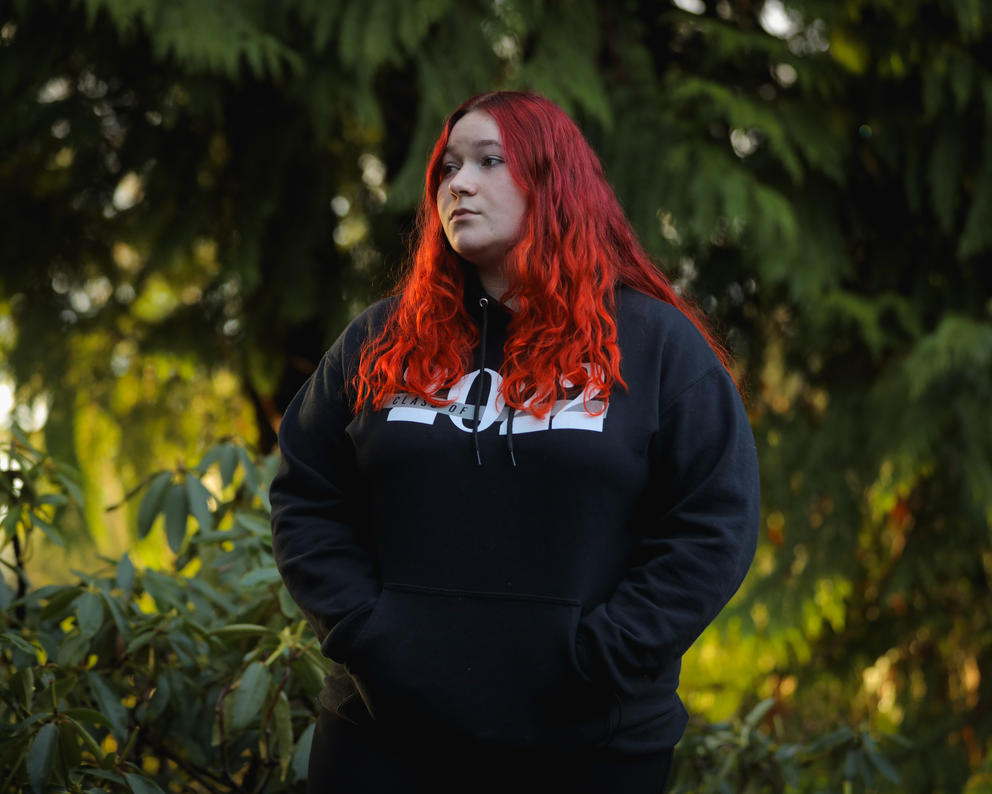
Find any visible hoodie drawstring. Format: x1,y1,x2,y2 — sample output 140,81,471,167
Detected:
472,296,517,467
473,298,489,466
506,407,517,467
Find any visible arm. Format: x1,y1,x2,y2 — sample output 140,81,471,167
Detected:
575,365,760,695
269,339,379,663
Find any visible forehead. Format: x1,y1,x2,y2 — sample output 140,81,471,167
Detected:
445,110,503,151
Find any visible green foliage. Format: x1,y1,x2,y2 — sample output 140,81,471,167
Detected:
1,436,906,792
669,700,908,793
1,435,327,792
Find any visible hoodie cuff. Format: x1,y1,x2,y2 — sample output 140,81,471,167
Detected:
319,600,377,664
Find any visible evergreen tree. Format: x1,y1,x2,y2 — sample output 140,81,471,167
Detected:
1,0,989,789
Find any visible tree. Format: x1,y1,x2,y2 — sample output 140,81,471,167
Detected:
1,0,990,789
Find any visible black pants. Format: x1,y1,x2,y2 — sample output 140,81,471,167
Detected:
308,709,673,793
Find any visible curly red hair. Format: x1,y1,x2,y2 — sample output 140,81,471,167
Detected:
354,91,731,417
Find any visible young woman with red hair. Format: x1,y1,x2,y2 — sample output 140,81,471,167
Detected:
271,91,759,793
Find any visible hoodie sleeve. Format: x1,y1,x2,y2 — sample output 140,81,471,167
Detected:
574,361,760,696
269,328,380,663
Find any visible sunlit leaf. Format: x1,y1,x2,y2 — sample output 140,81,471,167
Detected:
2,505,23,541
742,697,775,728
163,483,189,553
211,623,278,640
185,474,214,533
138,472,174,540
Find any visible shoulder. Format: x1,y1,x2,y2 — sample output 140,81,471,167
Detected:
615,285,737,413
328,295,400,363
616,285,720,369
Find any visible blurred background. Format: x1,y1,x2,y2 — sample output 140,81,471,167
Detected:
1,0,990,791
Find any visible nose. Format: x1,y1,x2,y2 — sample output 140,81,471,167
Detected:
448,166,476,197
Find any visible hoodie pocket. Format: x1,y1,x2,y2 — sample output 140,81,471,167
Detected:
344,583,614,748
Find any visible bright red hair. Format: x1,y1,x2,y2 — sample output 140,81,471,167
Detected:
354,91,732,416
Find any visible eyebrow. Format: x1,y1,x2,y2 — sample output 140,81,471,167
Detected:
443,139,503,155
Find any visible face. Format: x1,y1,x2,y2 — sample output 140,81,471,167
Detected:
437,110,527,275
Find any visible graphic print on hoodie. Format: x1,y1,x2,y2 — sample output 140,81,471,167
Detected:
385,365,608,436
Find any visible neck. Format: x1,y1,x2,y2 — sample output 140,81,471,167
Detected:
474,263,512,306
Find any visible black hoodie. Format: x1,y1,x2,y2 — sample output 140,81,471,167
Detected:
270,271,760,754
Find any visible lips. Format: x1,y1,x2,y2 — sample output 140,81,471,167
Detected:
450,208,479,221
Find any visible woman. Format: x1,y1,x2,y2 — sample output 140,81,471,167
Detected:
270,91,759,793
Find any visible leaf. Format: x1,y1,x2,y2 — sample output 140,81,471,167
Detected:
40,584,85,620
862,732,900,783
27,722,58,794
126,629,158,655
219,443,238,487
0,577,14,611
230,661,271,732
116,553,135,595
75,591,104,637
27,510,65,548
15,666,35,709
99,590,132,642
185,474,214,533
62,707,116,732
274,691,293,779
743,697,775,728
86,671,128,741
291,723,315,783
124,772,168,794
61,715,104,760
2,505,23,540
236,446,262,497
239,566,283,588
2,630,40,657
211,624,279,640
53,673,79,702
163,483,189,553
58,718,83,770
805,726,854,754
143,673,171,722
53,470,85,507
137,472,173,539
57,631,91,667
234,511,270,536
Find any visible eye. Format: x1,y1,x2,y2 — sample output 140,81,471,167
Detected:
440,161,460,177
481,156,504,168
